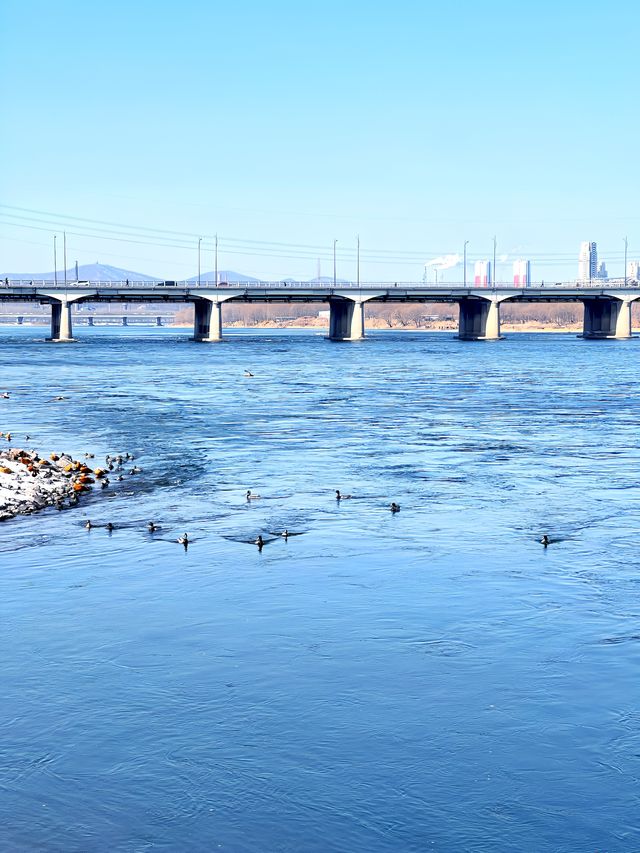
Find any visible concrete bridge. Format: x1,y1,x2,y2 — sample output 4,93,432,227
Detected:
0,280,639,342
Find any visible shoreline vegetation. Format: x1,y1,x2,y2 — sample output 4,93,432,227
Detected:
3,302,640,334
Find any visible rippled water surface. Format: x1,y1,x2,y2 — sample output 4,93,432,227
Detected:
1,326,639,852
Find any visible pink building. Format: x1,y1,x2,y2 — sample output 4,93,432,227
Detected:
513,259,530,287
474,260,491,286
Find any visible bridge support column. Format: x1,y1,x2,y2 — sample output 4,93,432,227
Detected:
39,290,95,342
582,297,637,339
458,297,503,340
329,298,365,341
48,299,75,342
193,298,221,341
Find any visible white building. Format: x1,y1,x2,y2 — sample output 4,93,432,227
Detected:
627,261,640,281
474,260,491,287
513,259,531,287
578,241,598,281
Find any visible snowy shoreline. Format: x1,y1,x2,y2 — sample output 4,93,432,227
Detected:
0,444,109,521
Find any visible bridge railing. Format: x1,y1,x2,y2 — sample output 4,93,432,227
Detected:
1,279,639,289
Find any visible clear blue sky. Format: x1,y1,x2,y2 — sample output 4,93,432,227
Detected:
1,0,638,281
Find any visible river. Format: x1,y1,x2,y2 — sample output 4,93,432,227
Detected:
1,326,639,852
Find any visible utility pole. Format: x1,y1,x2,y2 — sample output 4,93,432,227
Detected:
356,235,360,287
624,235,628,286
463,240,469,288
214,234,218,285
198,237,202,286
492,236,497,287
333,239,337,288
53,235,58,285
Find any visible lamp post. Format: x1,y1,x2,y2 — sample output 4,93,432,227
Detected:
215,233,218,285
198,237,202,287
492,236,497,287
624,235,628,287
63,231,67,288
463,240,469,287
53,235,58,285
333,239,337,288
356,235,360,288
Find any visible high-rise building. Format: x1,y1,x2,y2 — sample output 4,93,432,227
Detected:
474,260,491,286
627,260,640,281
513,259,531,287
597,261,607,280
578,241,598,281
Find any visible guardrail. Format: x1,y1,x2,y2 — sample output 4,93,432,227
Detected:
0,278,640,293
1,279,639,289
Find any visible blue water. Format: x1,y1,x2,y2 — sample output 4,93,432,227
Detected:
1,326,639,852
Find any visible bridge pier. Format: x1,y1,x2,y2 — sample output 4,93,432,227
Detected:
39,290,96,342
328,293,382,341
582,296,638,339
458,297,504,340
48,299,75,342
192,292,240,342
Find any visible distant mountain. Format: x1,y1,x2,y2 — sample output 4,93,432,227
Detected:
1,263,161,282
306,275,352,285
184,270,260,284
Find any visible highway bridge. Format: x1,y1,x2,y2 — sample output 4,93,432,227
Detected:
0,280,638,342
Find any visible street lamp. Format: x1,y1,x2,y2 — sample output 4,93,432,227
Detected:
53,234,58,285
198,237,202,287
63,231,68,288
492,236,497,287
463,240,469,288
215,233,218,285
356,235,360,288
333,239,337,288
624,235,628,287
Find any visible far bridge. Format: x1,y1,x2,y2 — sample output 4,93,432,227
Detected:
0,280,639,343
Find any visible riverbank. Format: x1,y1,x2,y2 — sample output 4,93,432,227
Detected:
0,444,108,521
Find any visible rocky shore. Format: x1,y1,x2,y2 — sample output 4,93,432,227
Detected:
0,442,109,521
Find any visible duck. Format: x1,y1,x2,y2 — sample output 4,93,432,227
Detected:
178,533,189,546
246,490,261,500
129,466,142,475
1,391,9,399
244,370,254,377
106,522,115,532
281,529,289,539
85,520,93,529
390,502,401,513
541,534,550,547
255,535,264,549
147,521,158,533
335,490,351,500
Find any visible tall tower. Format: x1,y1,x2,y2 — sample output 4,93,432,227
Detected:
578,242,597,281
513,259,531,287
474,260,491,287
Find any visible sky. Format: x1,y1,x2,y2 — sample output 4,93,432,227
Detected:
1,0,639,282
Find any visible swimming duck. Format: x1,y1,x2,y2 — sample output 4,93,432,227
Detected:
85,520,93,529
335,490,351,500
244,370,254,377
106,522,114,532
255,535,264,549
147,521,158,533
178,533,189,546
246,490,261,500
390,502,400,513
541,534,550,547
281,529,289,539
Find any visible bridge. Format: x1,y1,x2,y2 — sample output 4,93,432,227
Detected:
1,279,639,342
